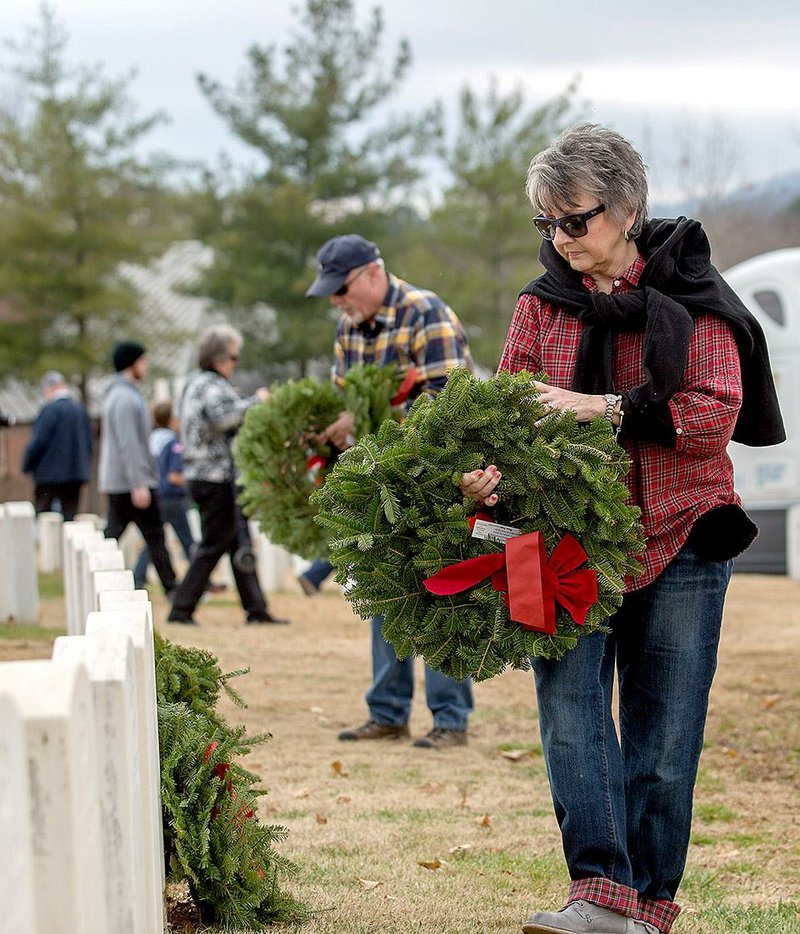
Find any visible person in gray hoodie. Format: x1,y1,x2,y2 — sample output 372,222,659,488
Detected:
98,341,176,595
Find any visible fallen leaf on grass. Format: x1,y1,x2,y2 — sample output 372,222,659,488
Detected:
356,878,384,890
291,788,310,799
331,759,349,776
337,794,352,804
418,858,447,870
500,749,532,761
417,782,445,793
448,843,473,854
309,706,325,714
477,814,492,828
762,694,782,709
315,813,328,825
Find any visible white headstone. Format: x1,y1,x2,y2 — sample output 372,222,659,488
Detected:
97,590,154,630
85,610,164,933
0,693,35,933
53,634,147,934
91,568,134,612
37,511,64,573
251,522,294,592
62,521,100,635
74,512,105,530
84,550,125,628
0,501,39,624
71,533,112,635
0,659,107,934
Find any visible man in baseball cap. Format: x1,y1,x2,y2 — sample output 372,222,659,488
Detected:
304,234,381,297
305,232,476,751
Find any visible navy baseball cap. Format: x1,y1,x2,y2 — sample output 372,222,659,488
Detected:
305,234,381,297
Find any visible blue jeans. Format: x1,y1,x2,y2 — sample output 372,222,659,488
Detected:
301,558,335,590
133,495,195,588
366,615,474,730
532,542,733,903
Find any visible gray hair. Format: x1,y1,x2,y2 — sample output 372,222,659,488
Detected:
525,123,649,237
41,370,65,390
197,323,243,371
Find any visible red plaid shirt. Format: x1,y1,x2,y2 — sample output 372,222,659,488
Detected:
499,254,743,590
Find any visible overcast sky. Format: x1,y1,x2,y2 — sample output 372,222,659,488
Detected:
3,0,799,202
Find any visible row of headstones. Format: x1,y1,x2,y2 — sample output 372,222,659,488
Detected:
0,520,164,934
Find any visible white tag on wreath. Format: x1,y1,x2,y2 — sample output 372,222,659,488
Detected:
470,519,523,544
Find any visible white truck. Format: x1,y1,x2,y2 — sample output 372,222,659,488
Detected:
723,248,798,573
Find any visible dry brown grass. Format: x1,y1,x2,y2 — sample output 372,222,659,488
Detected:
3,573,799,933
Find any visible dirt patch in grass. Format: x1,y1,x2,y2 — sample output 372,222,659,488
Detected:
4,573,799,932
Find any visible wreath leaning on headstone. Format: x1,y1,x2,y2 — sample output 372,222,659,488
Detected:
311,368,645,681
234,364,411,560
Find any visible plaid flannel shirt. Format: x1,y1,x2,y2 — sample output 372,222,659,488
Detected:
499,254,743,590
332,273,473,401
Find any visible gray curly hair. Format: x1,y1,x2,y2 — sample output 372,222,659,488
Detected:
526,123,649,237
197,323,243,371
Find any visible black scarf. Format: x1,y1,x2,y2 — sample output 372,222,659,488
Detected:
519,217,785,447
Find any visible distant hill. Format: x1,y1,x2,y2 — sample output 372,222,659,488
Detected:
652,170,800,218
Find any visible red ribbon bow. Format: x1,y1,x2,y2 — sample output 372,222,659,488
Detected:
390,367,420,406
305,454,327,486
423,531,597,635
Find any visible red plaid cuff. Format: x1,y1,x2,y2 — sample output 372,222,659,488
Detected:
567,878,681,933
637,895,681,932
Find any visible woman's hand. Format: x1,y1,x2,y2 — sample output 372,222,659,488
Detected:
533,380,605,423
460,465,502,507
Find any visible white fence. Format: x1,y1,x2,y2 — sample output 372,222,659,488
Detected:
0,520,164,933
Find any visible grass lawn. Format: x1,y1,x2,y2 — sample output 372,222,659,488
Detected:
2,571,798,933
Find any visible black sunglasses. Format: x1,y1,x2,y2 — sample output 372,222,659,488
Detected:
334,265,368,296
533,204,606,240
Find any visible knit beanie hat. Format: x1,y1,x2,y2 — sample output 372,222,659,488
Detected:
112,340,146,372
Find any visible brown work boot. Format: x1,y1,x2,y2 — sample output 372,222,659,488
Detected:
338,719,410,741
412,727,467,749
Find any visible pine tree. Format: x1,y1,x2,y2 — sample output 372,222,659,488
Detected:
0,5,185,396
192,0,442,375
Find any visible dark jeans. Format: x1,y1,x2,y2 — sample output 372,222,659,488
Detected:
133,495,195,588
301,558,335,590
532,541,733,903
104,491,176,594
366,615,474,731
34,481,83,522
169,480,268,621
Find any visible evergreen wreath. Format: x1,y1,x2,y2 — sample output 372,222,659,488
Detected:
155,634,306,928
312,368,645,681
235,363,407,559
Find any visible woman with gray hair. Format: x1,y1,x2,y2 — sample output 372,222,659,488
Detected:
168,324,288,626
462,124,783,934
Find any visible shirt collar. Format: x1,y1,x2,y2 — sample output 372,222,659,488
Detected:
582,253,644,293
356,272,401,334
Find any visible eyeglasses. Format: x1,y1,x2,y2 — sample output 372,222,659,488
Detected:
334,265,368,296
532,204,606,240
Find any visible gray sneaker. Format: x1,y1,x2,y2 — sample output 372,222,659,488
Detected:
522,900,659,934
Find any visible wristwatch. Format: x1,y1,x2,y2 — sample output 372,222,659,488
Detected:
603,393,621,422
